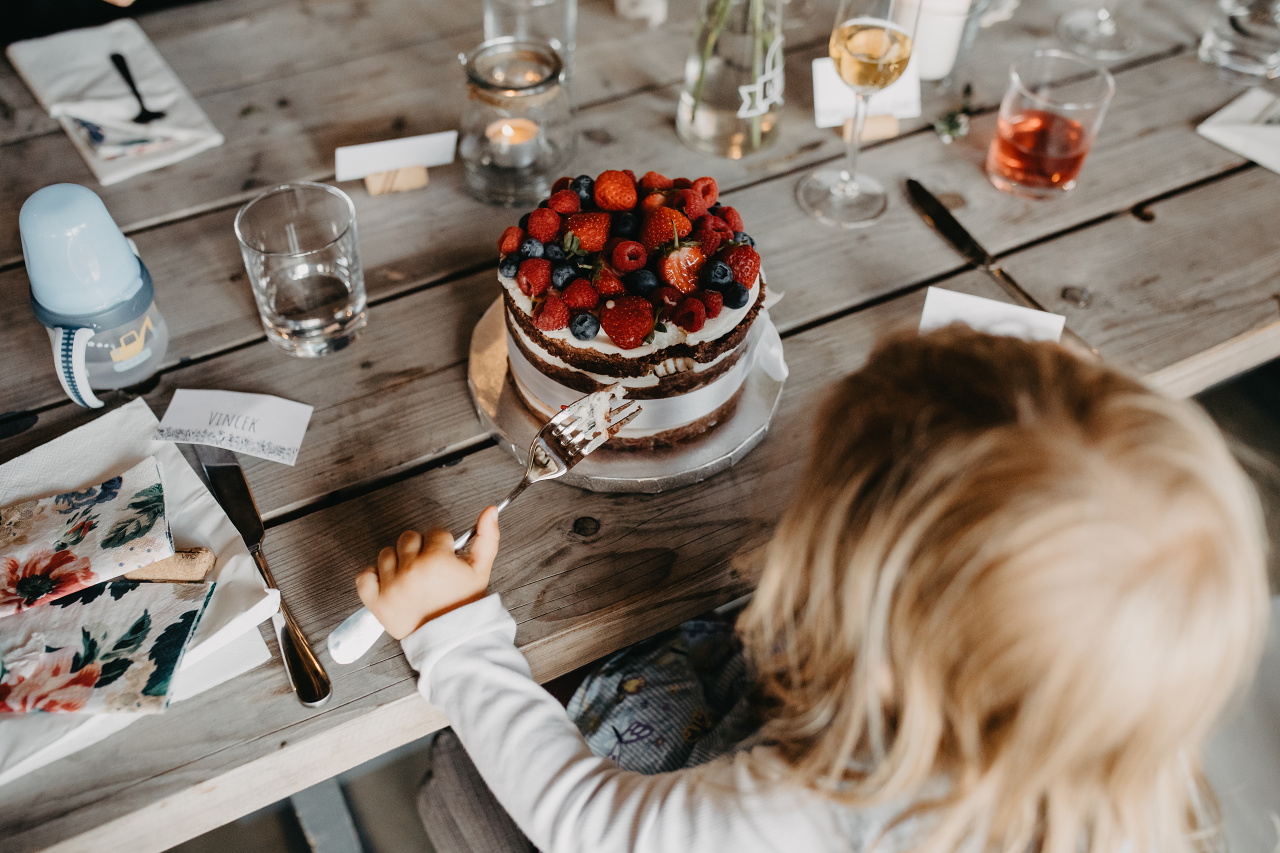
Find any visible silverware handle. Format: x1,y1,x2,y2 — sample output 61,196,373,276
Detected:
253,548,332,708
452,479,528,551
109,53,147,106
986,267,1100,357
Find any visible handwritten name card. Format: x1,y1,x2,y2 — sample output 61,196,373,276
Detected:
154,390,314,465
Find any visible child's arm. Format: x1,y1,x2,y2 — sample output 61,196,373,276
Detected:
357,514,843,853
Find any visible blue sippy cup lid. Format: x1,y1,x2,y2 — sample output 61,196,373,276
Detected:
21,184,148,329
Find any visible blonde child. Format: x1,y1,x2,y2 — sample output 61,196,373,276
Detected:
357,327,1269,853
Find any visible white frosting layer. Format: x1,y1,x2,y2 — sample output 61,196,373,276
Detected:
507,325,753,438
498,267,765,358
507,313,739,389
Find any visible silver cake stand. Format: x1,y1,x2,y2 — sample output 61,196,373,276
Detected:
467,298,785,493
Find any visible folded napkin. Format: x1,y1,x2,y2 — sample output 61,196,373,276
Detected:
0,457,174,618
1198,89,1280,176
0,399,278,786
0,579,214,714
6,20,224,185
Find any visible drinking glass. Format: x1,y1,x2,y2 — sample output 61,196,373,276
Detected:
1057,0,1138,60
484,0,577,78
795,0,921,227
1199,0,1280,83
985,50,1114,199
234,183,368,357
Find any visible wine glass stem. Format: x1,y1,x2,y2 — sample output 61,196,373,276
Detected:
838,92,868,198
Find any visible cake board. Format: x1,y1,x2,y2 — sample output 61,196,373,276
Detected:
466,297,786,493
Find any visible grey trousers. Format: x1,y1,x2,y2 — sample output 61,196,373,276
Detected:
416,729,535,853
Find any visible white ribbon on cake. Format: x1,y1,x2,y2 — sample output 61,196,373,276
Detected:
507,310,787,437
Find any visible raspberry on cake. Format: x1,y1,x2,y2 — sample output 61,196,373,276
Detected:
497,169,767,449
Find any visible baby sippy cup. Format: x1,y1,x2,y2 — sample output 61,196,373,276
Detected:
21,184,169,408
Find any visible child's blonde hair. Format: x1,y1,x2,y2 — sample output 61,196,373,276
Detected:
738,327,1268,853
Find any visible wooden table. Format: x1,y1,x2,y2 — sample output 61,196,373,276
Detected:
1,0,1278,849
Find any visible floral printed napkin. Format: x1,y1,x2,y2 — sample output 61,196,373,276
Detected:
0,457,174,618
0,580,214,713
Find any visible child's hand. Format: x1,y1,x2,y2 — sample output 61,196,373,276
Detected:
355,507,500,639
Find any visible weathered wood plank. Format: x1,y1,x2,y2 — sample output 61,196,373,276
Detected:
996,166,1280,397
0,49,1246,420
0,1,826,267
0,0,1205,271
0,0,682,148
0,276,1015,853
1,270,501,520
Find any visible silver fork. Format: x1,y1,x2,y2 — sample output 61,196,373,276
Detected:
327,394,640,664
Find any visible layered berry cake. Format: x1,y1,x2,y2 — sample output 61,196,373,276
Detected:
496,170,766,449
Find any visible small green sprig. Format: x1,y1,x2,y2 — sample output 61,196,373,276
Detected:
934,84,976,145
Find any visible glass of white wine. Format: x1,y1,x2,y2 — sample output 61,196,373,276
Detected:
796,0,920,227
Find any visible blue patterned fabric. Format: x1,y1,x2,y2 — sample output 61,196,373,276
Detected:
567,618,761,774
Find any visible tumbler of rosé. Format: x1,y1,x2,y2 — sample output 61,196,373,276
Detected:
985,49,1115,199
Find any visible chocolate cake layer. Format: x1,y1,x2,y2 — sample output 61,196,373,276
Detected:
507,317,749,399
502,284,766,379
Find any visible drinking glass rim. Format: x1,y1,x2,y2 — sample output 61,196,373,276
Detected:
234,181,357,257
1010,49,1116,111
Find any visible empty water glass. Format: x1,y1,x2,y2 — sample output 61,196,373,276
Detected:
234,183,368,357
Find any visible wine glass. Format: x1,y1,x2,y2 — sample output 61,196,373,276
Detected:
1057,0,1138,60
796,0,921,227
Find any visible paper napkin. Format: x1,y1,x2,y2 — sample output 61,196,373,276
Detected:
0,399,277,786
1197,89,1280,176
6,20,224,185
0,458,174,618
0,580,214,714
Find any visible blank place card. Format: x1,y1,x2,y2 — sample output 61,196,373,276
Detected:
919,287,1065,343
334,131,458,182
812,56,921,129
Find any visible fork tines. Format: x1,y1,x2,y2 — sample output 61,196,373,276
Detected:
556,399,641,458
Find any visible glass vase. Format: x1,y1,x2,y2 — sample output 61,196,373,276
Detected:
676,0,785,159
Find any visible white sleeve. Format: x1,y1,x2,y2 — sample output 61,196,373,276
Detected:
401,594,843,853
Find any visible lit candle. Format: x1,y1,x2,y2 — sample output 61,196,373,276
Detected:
485,118,540,169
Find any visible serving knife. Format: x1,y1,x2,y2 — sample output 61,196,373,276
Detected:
193,444,332,708
904,178,1098,356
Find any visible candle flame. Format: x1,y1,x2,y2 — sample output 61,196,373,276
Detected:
501,124,515,139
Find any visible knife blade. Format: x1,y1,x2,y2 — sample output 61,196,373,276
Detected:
904,178,1099,356
193,444,332,708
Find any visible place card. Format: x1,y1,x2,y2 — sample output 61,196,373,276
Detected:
812,56,921,129
334,130,459,182
919,287,1065,343
153,390,313,466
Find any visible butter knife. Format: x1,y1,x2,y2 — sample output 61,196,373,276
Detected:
193,444,332,708
904,178,1098,356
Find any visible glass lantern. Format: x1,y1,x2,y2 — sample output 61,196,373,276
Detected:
459,38,575,207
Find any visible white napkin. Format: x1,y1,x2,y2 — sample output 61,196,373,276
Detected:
0,399,278,786
6,20,224,185
1197,89,1280,176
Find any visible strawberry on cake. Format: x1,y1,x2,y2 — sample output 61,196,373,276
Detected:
496,170,767,449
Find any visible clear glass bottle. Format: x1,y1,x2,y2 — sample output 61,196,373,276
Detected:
677,0,785,159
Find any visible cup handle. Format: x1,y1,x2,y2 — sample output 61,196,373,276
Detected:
50,326,104,409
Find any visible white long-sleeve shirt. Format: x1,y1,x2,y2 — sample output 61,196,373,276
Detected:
402,594,911,853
